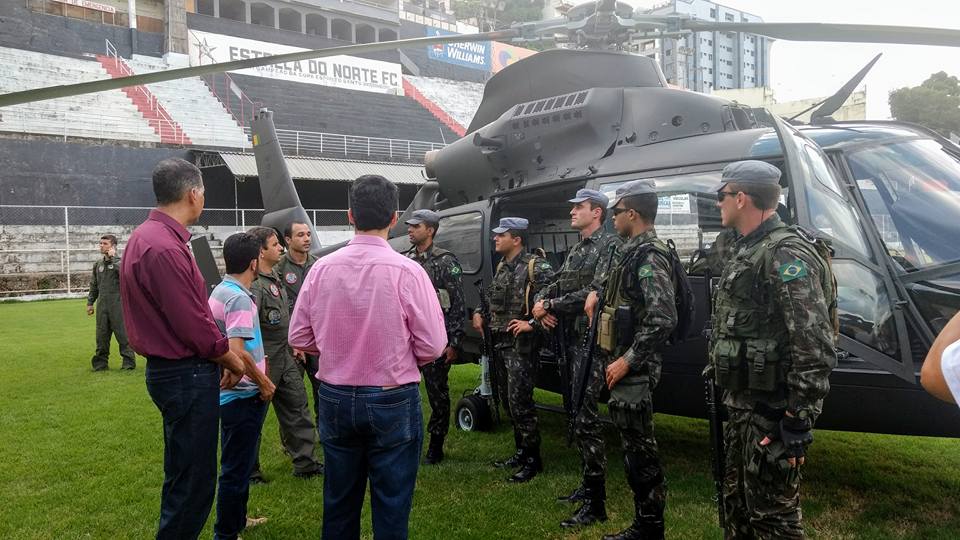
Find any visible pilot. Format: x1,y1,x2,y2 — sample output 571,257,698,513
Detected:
472,217,554,482
531,189,622,528
584,180,677,540
707,160,837,539
86,234,136,371
404,209,466,465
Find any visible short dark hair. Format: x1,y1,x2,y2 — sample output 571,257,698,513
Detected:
283,221,309,240
223,232,261,275
349,175,398,231
100,234,117,246
506,229,527,247
588,200,608,222
424,221,440,238
622,193,659,223
246,226,279,249
728,182,782,211
152,158,202,206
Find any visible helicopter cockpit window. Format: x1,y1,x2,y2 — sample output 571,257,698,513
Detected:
847,139,960,271
434,212,483,273
802,143,872,259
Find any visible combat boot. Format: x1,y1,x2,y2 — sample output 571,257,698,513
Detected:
556,483,585,503
423,435,445,465
508,446,543,483
603,452,666,540
492,431,523,468
560,476,607,528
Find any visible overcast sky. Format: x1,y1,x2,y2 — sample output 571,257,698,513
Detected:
622,0,960,118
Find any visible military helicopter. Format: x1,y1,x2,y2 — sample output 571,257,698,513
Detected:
4,0,960,437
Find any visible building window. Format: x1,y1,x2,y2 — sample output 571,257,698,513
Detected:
666,49,672,56
710,8,717,18
725,13,734,22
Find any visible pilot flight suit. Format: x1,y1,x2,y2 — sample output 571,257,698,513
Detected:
87,253,135,370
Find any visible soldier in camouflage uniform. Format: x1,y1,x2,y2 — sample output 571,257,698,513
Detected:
86,234,136,371
472,217,554,483
689,228,740,277
585,180,678,540
248,227,323,480
404,209,466,465
276,221,320,424
707,161,837,539
531,189,622,527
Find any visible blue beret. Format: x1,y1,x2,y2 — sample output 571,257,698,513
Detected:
492,217,529,234
607,179,657,208
404,209,440,225
717,160,781,190
568,188,609,208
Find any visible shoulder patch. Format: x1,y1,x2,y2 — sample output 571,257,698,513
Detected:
450,264,462,276
779,259,808,283
637,264,654,280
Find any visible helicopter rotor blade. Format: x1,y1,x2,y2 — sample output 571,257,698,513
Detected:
681,21,960,48
810,53,882,123
0,29,518,108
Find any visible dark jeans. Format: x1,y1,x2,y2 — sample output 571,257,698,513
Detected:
317,382,423,540
215,395,269,540
145,357,220,540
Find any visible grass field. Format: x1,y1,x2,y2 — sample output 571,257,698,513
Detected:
1,298,959,539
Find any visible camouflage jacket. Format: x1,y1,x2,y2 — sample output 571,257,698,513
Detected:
275,252,317,313
406,243,467,348
709,215,836,419
87,254,121,304
479,251,554,333
689,228,740,277
535,227,622,321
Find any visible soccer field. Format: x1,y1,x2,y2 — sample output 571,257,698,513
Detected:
1,298,959,539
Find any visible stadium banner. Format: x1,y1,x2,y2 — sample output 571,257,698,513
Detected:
425,28,491,71
188,30,403,95
491,42,536,73
52,0,116,12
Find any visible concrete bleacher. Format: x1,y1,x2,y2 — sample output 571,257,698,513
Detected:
228,73,460,144
126,55,250,148
0,47,159,143
404,75,484,131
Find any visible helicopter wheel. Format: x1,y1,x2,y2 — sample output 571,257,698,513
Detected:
455,394,493,432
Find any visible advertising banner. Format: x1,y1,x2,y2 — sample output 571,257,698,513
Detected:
491,41,536,73
425,27,491,71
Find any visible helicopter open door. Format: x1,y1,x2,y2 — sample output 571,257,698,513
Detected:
772,117,917,383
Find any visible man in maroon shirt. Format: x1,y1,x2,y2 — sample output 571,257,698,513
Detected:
121,158,245,540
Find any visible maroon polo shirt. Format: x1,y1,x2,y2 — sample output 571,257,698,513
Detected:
120,209,229,360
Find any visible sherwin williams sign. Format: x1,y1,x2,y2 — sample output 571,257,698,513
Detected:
426,28,491,71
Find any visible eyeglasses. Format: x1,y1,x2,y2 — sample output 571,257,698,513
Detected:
716,190,740,202
611,207,630,216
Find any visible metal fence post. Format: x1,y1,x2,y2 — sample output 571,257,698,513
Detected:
64,206,71,293
241,209,246,229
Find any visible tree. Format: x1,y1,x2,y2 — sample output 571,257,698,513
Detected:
889,71,960,137
452,0,545,31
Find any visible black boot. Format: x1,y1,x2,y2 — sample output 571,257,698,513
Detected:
493,430,523,468
560,476,607,528
602,452,665,540
423,435,445,465
556,483,585,503
507,446,543,483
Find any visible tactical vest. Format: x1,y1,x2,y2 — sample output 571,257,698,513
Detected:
599,238,669,357
556,236,611,333
711,226,836,401
488,252,539,331
410,246,454,311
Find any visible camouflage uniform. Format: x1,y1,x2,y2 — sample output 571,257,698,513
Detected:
87,254,136,370
536,227,622,482
276,252,321,423
251,268,322,476
708,215,836,539
406,244,466,439
598,229,677,539
690,228,740,277
481,252,553,451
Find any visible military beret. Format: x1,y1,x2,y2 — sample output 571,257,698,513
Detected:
568,188,609,208
491,217,529,234
607,179,657,209
717,160,782,191
404,209,441,226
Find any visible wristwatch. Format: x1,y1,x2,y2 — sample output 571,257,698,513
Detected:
542,299,553,311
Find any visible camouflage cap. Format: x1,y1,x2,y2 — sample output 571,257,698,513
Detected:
716,160,782,191
568,188,609,208
492,217,529,234
404,209,440,226
607,179,657,209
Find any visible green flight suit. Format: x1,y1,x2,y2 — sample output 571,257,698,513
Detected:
87,254,135,370
276,252,321,422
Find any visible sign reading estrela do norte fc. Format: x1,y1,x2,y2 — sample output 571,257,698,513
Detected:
188,30,404,96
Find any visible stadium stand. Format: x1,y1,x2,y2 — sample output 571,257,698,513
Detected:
403,75,484,132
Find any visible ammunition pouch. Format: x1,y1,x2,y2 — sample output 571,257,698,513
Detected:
712,337,781,392
599,306,616,353
608,371,651,409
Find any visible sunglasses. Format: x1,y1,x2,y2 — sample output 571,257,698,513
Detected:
716,190,742,202
611,207,630,216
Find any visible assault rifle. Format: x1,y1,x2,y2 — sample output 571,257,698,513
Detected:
571,245,617,422
474,279,501,425
703,267,726,528
553,316,573,445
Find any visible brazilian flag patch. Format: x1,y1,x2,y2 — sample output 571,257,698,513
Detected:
450,265,462,276
779,259,808,282
637,264,654,280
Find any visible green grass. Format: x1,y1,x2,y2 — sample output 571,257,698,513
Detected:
1,299,959,539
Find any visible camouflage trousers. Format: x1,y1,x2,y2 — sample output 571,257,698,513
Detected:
723,407,803,540
420,359,451,438
609,400,666,525
568,342,607,480
496,336,540,449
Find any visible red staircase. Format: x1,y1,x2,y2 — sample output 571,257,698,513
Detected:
95,49,191,145
402,78,466,138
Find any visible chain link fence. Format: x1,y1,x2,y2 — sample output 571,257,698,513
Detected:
0,205,354,298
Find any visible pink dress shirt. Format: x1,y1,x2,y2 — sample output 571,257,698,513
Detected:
288,234,447,386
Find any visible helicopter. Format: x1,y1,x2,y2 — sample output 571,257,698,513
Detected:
4,0,960,437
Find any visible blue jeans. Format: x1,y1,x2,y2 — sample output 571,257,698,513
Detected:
317,382,423,540
145,357,220,540
215,395,269,540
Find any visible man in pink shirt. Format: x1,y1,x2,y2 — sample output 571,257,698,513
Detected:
289,175,446,540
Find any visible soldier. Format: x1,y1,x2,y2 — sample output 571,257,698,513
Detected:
404,209,466,464
472,217,554,482
86,234,136,371
585,180,677,540
530,189,622,527
248,226,324,479
708,160,837,539
275,221,320,422
689,227,740,277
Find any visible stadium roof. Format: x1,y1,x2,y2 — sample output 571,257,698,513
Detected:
215,152,427,185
